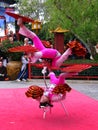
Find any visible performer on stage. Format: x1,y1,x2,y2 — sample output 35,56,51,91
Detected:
5,11,87,69
39,71,77,107
17,18,72,68
25,71,77,107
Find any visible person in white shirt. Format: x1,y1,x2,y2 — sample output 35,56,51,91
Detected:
16,53,29,82
24,37,29,46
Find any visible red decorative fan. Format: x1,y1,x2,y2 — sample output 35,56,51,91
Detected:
61,64,92,73
41,40,51,48
34,63,44,69
5,11,34,23
8,45,38,53
66,40,87,57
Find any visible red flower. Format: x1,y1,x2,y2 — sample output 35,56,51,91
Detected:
41,40,51,48
52,83,72,94
66,40,87,57
25,85,44,99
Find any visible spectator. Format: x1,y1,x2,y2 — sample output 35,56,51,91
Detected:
0,50,8,67
24,37,29,46
8,36,14,44
9,30,17,42
0,60,9,81
16,53,29,82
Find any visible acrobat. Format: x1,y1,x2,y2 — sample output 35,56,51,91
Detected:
17,18,72,68
25,71,77,107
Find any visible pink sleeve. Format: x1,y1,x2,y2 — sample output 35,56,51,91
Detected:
41,48,58,59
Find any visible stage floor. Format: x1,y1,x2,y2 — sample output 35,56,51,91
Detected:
0,88,98,130
0,79,98,100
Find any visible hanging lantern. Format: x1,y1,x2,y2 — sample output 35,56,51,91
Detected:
32,20,42,30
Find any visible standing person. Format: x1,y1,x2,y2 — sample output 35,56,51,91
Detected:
8,30,17,44
24,37,30,46
0,60,9,81
9,30,17,41
0,50,8,67
16,53,29,82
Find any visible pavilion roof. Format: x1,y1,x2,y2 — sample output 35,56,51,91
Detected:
51,27,69,33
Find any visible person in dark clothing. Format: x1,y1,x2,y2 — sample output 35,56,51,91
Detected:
0,50,8,67
9,30,17,41
0,61,9,81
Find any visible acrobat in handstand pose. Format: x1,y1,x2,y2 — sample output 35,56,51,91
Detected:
17,18,72,68
25,71,77,107
39,71,78,107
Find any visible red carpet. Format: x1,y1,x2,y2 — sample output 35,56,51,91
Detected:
0,88,98,130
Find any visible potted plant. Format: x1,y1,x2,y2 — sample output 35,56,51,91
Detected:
0,39,23,80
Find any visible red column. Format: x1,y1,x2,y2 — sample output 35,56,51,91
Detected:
28,62,31,79
54,33,64,54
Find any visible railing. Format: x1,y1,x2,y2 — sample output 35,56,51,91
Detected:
28,63,98,80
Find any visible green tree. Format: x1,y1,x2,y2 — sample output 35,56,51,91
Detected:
16,0,98,58
45,0,98,42
45,0,98,58
16,0,46,19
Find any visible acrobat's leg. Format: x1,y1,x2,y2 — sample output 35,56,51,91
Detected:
56,48,72,67
48,72,59,84
19,24,60,59
19,25,45,50
17,18,45,50
58,72,78,84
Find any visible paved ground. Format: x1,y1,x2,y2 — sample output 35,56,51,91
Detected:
0,79,98,100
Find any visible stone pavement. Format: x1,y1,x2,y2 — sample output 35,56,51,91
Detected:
0,79,98,100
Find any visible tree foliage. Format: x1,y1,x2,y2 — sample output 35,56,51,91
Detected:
16,0,98,55
44,0,98,44
16,0,46,19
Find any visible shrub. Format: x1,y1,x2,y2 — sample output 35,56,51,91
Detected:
0,40,23,61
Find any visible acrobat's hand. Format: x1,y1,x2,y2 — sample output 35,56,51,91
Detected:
42,66,47,75
17,18,23,27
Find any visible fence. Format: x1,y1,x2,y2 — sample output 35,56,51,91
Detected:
28,63,98,80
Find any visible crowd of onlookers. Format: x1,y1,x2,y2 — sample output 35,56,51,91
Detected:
0,29,53,82
0,30,33,81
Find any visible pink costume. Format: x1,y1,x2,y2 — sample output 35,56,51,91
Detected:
49,71,77,85
44,72,77,101
19,25,71,67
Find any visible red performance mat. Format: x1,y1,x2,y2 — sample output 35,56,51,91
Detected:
0,88,98,130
